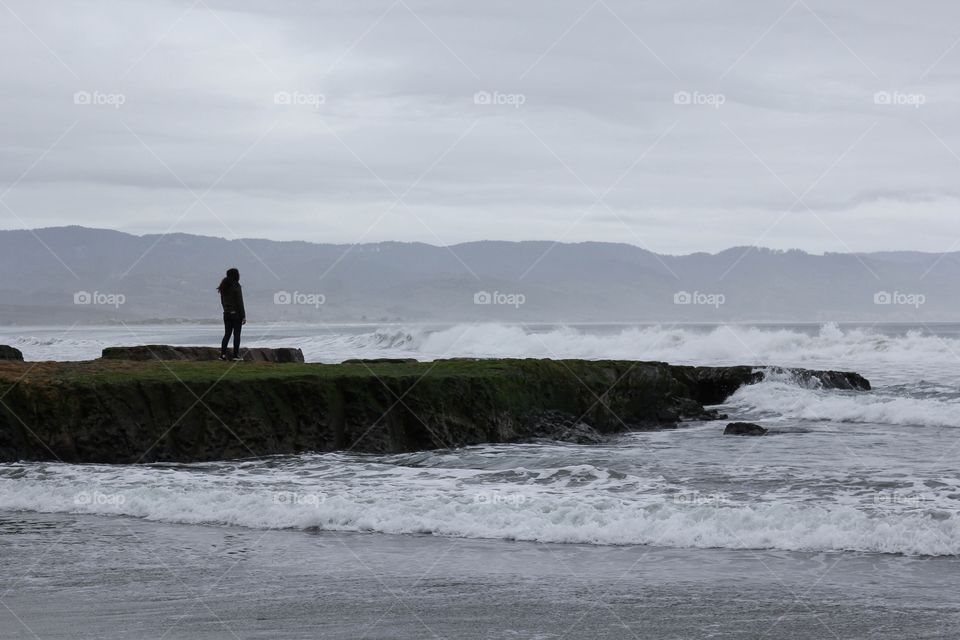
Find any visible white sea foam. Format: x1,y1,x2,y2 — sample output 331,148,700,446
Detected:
729,377,960,428
5,323,960,385
0,459,957,556
6,335,109,361
289,323,960,386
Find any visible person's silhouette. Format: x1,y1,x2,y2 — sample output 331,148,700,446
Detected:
217,268,246,361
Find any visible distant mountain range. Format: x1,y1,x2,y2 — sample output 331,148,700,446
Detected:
0,226,956,324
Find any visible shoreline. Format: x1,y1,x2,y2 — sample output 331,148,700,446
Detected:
2,510,955,640
7,504,958,558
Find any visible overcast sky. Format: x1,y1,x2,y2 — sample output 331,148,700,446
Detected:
2,0,960,254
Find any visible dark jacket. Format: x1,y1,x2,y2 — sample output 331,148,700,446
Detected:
220,282,245,320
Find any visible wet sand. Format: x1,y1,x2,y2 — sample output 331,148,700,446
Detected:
1,512,957,639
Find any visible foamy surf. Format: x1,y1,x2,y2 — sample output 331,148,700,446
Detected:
1,452,957,556
728,376,960,428
4,323,960,379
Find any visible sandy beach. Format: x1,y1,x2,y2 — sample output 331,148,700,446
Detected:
2,512,957,639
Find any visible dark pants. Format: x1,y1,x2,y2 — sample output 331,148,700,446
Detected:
221,313,242,358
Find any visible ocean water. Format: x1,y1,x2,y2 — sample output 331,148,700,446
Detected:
1,322,959,638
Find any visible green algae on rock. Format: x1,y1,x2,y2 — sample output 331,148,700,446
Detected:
0,357,868,463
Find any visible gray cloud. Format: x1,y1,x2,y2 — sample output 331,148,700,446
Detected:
2,0,960,252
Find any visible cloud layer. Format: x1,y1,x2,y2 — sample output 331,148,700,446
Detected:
2,0,960,253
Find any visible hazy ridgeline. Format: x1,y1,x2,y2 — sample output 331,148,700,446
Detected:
0,226,954,324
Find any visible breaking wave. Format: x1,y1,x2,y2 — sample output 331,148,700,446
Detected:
0,455,956,556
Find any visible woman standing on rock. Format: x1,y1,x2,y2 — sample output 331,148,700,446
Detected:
217,267,246,361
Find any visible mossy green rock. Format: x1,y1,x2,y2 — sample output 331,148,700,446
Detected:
0,357,868,463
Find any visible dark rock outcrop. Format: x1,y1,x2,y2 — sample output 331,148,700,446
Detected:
101,345,304,363
0,346,23,361
767,367,871,391
516,409,605,444
672,365,870,405
724,422,768,436
0,358,867,463
341,358,419,364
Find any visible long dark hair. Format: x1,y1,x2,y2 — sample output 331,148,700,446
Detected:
217,267,240,294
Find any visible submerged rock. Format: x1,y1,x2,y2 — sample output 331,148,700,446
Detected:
100,345,304,363
0,346,23,361
724,422,768,436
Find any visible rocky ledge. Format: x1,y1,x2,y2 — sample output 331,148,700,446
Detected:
101,345,304,363
0,356,869,463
